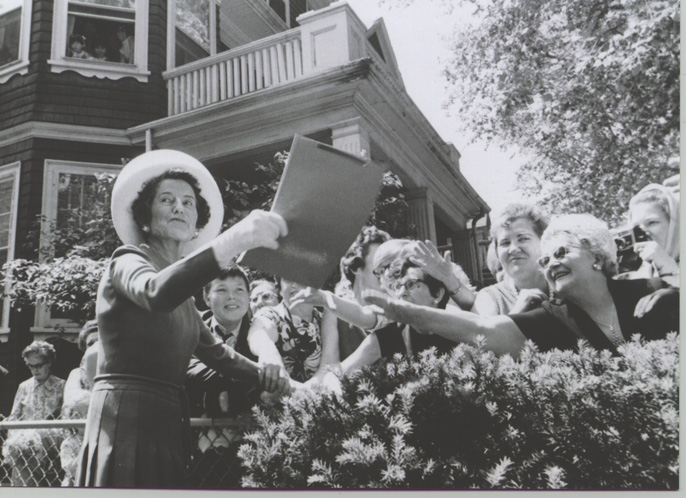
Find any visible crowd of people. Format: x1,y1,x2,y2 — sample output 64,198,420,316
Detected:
0,148,679,488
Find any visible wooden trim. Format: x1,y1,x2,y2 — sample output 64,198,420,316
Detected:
0,162,20,334
0,122,131,149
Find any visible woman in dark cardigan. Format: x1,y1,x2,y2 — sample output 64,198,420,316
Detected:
76,149,292,488
365,214,678,357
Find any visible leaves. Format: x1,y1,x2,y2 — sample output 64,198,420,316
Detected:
238,334,679,489
392,0,680,223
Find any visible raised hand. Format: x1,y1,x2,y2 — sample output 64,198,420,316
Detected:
212,210,287,267
634,241,679,277
509,288,548,314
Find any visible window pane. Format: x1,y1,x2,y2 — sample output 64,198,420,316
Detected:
67,0,135,63
176,0,210,61
0,2,21,68
71,0,135,8
55,172,100,257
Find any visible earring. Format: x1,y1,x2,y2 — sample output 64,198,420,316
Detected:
142,225,150,233
592,263,602,271
193,230,200,239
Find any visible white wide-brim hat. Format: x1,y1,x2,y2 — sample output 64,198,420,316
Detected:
111,149,224,254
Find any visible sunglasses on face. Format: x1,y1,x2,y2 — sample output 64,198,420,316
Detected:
537,245,581,269
392,278,427,293
26,361,47,369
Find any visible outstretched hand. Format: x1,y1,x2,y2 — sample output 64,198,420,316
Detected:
212,210,287,267
258,362,291,396
634,287,679,319
361,289,402,322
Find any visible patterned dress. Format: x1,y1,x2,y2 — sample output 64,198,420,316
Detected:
254,302,322,382
4,375,65,486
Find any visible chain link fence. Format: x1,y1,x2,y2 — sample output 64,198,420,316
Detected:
0,415,250,488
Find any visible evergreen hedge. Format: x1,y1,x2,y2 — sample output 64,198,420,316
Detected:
238,334,679,490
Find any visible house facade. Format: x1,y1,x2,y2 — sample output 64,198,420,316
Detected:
0,0,489,408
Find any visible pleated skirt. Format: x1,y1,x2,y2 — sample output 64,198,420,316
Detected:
76,374,190,488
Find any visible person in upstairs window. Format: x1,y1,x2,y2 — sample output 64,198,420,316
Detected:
68,34,89,59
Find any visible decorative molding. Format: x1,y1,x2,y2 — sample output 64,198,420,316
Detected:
0,122,132,149
48,59,150,82
0,61,29,85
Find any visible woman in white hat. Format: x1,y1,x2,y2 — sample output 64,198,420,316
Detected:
76,149,292,488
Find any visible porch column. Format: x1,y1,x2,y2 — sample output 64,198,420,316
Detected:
331,118,370,159
406,188,437,244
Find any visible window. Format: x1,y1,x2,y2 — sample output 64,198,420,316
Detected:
170,0,228,69
33,161,121,332
0,0,32,83
49,0,149,81
0,163,20,336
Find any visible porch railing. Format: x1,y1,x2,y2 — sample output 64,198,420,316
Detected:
165,28,304,116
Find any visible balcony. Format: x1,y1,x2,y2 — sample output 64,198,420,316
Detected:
163,1,396,117
131,2,486,239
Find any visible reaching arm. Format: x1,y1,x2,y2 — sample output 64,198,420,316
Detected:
363,290,528,357
308,308,341,383
340,332,383,374
290,287,379,330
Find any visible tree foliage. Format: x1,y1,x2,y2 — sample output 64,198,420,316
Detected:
239,334,679,489
386,0,680,223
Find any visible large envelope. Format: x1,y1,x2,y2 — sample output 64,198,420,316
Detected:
239,135,385,288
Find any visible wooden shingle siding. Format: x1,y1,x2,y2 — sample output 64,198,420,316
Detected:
1,0,170,133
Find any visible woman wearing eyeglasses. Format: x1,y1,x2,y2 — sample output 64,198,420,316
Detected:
3,342,65,486
326,257,456,376
365,214,678,357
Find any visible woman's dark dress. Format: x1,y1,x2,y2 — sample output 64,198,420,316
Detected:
77,244,257,488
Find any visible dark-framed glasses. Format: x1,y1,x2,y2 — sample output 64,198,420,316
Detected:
537,245,580,269
392,278,427,293
26,361,47,369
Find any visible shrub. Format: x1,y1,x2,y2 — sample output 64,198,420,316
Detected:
238,335,679,490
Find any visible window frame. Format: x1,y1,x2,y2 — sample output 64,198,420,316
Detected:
0,162,21,338
32,160,121,333
167,0,218,70
48,0,150,82
0,0,33,84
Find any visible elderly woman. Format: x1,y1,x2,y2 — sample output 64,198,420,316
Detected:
472,203,550,316
76,149,291,488
249,278,281,314
365,214,678,357
629,183,679,287
3,341,65,486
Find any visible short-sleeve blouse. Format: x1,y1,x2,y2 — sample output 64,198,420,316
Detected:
254,302,322,382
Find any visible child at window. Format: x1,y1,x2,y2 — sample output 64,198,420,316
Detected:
68,34,89,59
89,39,108,62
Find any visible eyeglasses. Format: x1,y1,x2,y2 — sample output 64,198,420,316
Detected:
392,278,427,293
373,265,389,279
26,361,47,369
537,245,581,269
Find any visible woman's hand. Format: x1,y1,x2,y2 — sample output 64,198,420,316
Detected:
634,241,679,277
212,210,288,266
634,287,679,319
509,288,548,314
258,363,291,395
289,287,326,309
361,289,402,322
408,241,460,291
